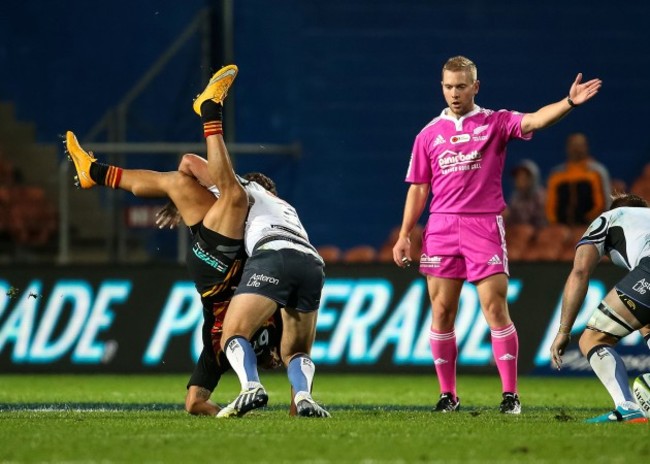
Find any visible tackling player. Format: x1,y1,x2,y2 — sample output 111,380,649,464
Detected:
392,55,602,414
191,65,330,418
63,129,282,415
550,193,650,423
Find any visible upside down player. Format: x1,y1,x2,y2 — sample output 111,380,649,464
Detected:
63,131,282,416
550,193,650,423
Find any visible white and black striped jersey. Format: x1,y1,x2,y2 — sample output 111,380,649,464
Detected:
242,180,319,258
578,207,650,270
206,179,320,260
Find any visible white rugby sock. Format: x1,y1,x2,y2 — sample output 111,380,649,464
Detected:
224,336,261,391
587,345,634,407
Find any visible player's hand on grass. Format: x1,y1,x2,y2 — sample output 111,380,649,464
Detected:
155,201,181,229
392,236,412,268
550,332,571,371
568,73,602,106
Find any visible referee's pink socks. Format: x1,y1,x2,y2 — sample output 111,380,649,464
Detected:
429,328,458,397
491,323,519,394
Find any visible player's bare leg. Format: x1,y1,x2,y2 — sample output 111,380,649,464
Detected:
640,325,650,351
192,65,268,419
64,131,215,226
218,293,277,418
193,65,248,239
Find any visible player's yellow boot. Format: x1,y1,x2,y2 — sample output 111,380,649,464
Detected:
193,64,238,116
64,131,96,189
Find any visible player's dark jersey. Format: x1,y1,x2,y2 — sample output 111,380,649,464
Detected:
578,207,650,270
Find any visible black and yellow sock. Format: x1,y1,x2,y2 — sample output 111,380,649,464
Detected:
90,162,123,189
201,100,223,138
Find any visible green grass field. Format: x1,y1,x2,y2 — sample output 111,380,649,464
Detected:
0,373,647,463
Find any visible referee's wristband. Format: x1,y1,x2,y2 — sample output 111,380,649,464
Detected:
567,96,578,108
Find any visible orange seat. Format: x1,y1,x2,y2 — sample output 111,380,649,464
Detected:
7,186,58,246
378,224,424,263
342,245,377,263
316,245,342,264
524,224,571,261
505,224,536,261
560,225,588,261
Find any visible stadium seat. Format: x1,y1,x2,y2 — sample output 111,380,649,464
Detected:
316,245,342,264
7,186,58,247
342,245,378,263
524,224,571,261
378,224,423,263
504,223,536,261
560,225,588,261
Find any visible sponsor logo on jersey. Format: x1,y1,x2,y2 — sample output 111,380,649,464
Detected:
247,273,280,287
437,150,482,175
434,134,446,146
450,134,470,144
633,278,650,295
420,255,442,268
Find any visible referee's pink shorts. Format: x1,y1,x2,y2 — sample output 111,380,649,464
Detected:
419,213,509,283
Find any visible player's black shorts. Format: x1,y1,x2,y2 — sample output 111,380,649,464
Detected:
185,223,246,300
187,346,229,392
614,256,650,325
234,247,325,312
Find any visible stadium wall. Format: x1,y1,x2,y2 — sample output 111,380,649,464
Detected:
2,1,650,253
1,263,648,376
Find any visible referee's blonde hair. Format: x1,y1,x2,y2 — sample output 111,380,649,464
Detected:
442,56,477,82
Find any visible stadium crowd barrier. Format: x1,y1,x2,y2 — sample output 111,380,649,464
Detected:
1,263,648,376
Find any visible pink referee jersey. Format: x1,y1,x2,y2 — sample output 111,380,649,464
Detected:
406,106,532,214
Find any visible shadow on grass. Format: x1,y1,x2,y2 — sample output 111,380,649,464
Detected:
0,402,596,418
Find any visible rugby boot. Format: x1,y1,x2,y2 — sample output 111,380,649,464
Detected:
499,392,521,414
216,385,268,418
295,392,331,418
64,131,96,189
585,405,648,423
433,392,460,412
193,64,238,115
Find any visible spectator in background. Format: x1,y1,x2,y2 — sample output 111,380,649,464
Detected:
545,133,611,226
504,159,547,229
